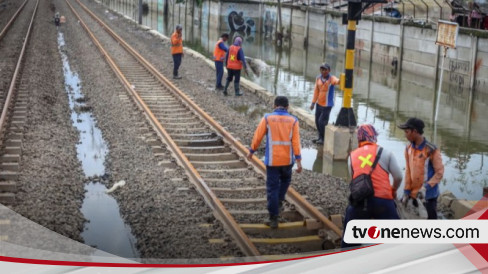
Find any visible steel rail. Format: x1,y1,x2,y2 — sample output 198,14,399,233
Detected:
66,0,261,257
74,0,343,238
0,0,39,142
0,0,29,41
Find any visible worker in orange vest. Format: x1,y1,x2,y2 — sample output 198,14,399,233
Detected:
213,33,229,90
171,24,183,79
247,96,302,229
342,124,402,248
398,118,444,219
310,63,340,145
223,36,248,96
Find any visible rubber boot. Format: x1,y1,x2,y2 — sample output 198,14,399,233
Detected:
223,80,230,96
234,83,243,96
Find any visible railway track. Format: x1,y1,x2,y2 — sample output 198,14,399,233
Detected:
67,0,343,257
0,0,39,204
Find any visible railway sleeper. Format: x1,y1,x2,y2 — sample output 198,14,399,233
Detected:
240,222,320,239
197,167,251,175
151,146,165,154
204,178,264,188
11,116,25,122
220,197,266,205
146,103,181,109
250,235,323,251
6,133,21,139
0,162,19,172
4,147,21,155
186,152,237,161
161,121,203,127
13,110,26,116
157,160,177,168
0,193,15,204
179,146,231,154
0,154,20,162
212,185,266,194
4,140,21,147
192,160,247,169
160,116,196,123
132,82,163,87
0,171,18,181
140,95,175,101
145,103,182,109
165,127,209,134
157,112,195,119
152,108,188,115
10,121,25,127
0,181,16,193
144,138,162,146
174,138,223,147
170,132,217,140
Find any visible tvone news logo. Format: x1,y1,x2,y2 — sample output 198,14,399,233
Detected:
346,220,486,244
352,225,383,239
368,226,380,239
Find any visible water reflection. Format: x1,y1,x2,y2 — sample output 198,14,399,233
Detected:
103,1,487,201
58,31,139,258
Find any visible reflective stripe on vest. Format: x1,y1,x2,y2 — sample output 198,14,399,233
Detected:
227,45,242,70
315,77,333,107
265,114,296,166
213,39,226,61
351,144,393,199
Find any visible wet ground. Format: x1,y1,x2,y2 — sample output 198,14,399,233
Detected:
57,31,139,258
110,2,488,201
0,0,467,262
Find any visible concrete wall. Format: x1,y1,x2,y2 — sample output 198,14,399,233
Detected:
146,0,487,93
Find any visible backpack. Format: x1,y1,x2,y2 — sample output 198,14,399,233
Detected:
349,147,383,208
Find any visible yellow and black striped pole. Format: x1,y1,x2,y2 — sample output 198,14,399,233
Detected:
335,1,362,127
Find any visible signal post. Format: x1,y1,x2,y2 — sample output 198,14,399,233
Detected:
324,0,385,160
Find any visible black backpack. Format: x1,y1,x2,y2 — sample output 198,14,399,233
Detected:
349,147,383,208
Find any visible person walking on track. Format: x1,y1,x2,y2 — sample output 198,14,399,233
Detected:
247,96,302,229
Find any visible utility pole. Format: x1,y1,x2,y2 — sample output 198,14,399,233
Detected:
138,0,142,24
335,0,385,127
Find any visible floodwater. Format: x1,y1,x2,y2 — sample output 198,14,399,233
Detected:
104,2,487,201
57,32,139,258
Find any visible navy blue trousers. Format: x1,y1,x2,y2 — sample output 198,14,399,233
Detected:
226,69,241,85
424,198,438,219
341,197,400,248
215,61,224,88
315,105,332,140
266,165,292,217
172,53,182,77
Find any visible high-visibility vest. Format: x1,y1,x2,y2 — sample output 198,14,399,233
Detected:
226,45,242,70
312,75,338,107
251,112,300,166
171,32,183,55
350,143,393,199
213,39,226,61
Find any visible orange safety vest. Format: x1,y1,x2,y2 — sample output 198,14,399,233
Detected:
312,75,339,107
171,32,183,55
226,45,242,70
213,39,226,62
350,143,392,200
250,110,301,166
